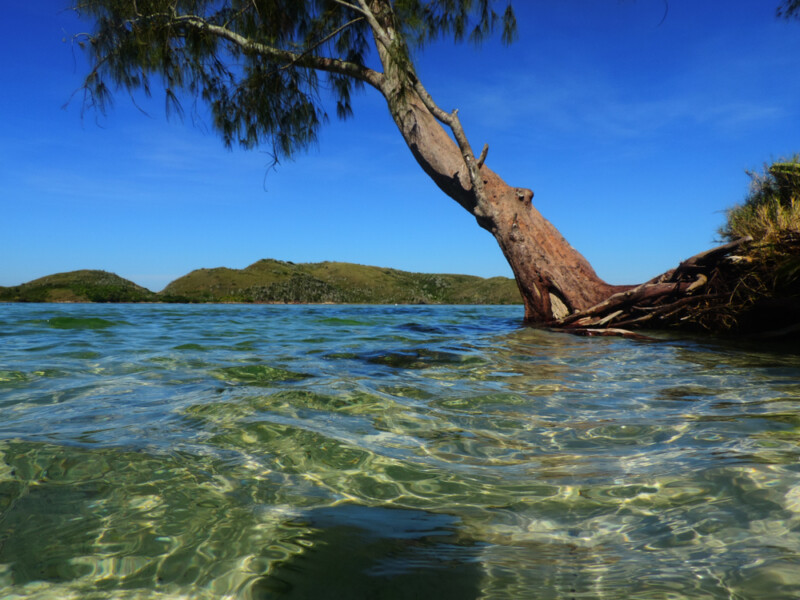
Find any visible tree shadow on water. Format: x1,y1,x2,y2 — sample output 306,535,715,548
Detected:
250,504,485,600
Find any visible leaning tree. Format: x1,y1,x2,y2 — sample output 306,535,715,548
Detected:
70,0,798,327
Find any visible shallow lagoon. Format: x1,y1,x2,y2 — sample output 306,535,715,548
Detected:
1,303,800,599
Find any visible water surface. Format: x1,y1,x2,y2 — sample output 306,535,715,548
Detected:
1,303,800,599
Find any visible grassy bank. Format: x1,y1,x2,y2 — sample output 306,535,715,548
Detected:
713,157,800,334
720,157,800,243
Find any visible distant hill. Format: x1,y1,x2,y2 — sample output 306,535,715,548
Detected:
161,259,522,304
0,270,155,303
1,261,522,304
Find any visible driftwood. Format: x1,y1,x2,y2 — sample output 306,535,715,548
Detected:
549,237,762,334
552,327,658,341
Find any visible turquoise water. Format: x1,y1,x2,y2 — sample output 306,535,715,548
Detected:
1,303,800,599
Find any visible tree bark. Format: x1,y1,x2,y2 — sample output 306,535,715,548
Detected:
478,171,624,321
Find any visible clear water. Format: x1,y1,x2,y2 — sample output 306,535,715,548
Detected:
1,303,800,599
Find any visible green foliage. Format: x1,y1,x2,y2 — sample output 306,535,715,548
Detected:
394,0,517,47
720,157,800,243
778,0,800,19
0,286,49,303
72,0,516,164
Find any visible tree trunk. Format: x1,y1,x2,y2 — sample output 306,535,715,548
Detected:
478,169,623,321
379,92,618,321
364,0,619,322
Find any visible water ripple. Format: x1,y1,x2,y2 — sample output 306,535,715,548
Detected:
1,303,799,598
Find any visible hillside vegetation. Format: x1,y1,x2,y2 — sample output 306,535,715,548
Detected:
720,157,800,244
712,157,800,333
161,259,522,304
1,262,521,305
0,270,155,303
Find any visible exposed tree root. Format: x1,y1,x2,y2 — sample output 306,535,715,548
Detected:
548,235,800,338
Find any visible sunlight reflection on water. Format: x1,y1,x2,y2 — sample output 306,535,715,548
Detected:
1,303,800,599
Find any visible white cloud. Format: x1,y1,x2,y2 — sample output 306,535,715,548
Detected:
457,66,788,145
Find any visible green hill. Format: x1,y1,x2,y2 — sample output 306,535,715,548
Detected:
160,259,522,304
0,270,155,303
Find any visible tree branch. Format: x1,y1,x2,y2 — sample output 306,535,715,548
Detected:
409,79,489,214
272,16,366,75
675,236,753,272
476,144,489,168
331,0,368,17
356,0,394,49
447,108,489,211
170,14,384,89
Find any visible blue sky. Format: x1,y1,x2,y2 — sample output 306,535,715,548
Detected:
2,1,799,292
